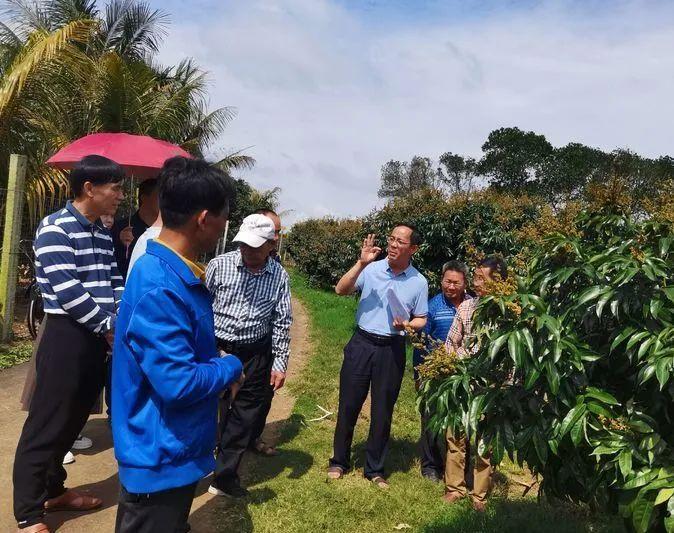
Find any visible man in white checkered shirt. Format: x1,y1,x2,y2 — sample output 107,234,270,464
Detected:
205,213,292,498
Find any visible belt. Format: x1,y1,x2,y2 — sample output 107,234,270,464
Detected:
356,327,403,346
217,335,271,356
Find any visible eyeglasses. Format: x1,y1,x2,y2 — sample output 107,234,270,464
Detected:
442,280,464,286
387,236,410,246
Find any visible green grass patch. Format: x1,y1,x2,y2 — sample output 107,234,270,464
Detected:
206,271,624,532
0,339,31,370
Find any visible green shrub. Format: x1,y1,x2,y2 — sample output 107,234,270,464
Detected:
421,200,674,532
288,188,544,289
286,217,364,289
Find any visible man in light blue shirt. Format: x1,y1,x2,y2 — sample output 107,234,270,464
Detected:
328,225,428,488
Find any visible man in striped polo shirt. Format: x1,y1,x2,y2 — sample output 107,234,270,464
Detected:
13,155,125,533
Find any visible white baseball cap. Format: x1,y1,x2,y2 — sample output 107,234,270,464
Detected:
232,214,276,248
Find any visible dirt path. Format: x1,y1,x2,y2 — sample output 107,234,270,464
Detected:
0,298,312,532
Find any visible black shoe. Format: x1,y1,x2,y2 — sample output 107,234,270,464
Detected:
208,482,249,498
422,470,442,483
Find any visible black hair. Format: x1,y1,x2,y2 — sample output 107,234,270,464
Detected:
478,255,508,280
158,156,235,229
442,260,469,281
253,208,278,217
68,154,125,196
392,223,422,246
138,178,158,199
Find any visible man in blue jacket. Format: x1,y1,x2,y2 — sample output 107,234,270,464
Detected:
112,157,244,533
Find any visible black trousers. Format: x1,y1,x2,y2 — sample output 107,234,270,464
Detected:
115,482,197,533
13,315,107,527
330,328,406,479
419,403,445,476
214,336,273,487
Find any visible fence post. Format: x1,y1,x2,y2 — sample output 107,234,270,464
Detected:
0,154,27,342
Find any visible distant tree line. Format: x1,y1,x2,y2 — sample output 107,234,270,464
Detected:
378,126,674,209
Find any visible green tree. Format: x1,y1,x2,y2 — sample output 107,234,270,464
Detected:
539,142,610,205
0,0,251,219
479,127,553,192
377,156,437,199
437,151,479,195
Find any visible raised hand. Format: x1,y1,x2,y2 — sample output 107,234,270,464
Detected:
359,234,382,265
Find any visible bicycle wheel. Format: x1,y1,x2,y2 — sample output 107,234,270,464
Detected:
27,285,44,339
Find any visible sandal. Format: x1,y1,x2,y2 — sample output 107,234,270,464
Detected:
370,476,390,490
44,490,102,512
327,466,345,480
17,523,50,533
252,439,279,457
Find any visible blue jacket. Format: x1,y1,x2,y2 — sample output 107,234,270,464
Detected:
112,240,243,493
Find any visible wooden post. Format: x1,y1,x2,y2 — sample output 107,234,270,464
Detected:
0,154,27,342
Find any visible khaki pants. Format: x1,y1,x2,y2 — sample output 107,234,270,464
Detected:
444,430,492,503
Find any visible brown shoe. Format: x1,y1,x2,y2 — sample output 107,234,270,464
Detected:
369,476,390,490
472,499,487,513
17,523,50,533
44,489,102,512
327,466,345,480
442,492,464,504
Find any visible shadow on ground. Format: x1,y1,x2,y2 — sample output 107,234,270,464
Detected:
351,436,418,476
188,414,313,533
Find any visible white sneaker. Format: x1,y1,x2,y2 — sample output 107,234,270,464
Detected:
63,451,75,465
208,485,225,496
71,435,93,450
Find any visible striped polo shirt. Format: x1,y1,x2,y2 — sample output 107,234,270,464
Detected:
34,201,124,334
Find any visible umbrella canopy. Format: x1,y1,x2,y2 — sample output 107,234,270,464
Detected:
47,132,192,180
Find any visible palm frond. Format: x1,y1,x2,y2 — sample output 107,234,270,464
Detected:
3,0,51,34
215,148,256,171
0,17,96,115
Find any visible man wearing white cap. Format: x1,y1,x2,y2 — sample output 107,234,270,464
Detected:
205,214,292,498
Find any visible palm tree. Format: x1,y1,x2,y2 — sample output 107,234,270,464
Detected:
0,0,253,222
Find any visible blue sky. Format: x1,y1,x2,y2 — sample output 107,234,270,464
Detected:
147,0,674,224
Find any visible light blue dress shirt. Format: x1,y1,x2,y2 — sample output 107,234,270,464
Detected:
355,259,429,336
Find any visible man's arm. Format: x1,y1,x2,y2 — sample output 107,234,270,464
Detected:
270,273,293,390
335,234,381,295
126,287,243,407
35,225,115,334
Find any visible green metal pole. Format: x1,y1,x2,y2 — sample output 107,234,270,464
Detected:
0,154,27,342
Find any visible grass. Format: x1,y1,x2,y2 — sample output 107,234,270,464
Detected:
0,339,31,370
205,271,625,532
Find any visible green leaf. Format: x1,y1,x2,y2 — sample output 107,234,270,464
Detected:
627,331,651,351
632,494,654,533
651,299,664,320
655,488,674,506
637,337,655,360
524,368,541,390
522,328,535,358
560,404,587,437
546,360,560,395
663,288,674,305
578,286,604,306
656,358,671,390
596,291,614,319
533,430,548,465
592,445,619,456
660,236,672,257
586,401,613,418
611,326,637,353
639,365,657,385
488,333,509,361
623,470,660,490
585,387,620,406
571,416,585,446
619,450,633,478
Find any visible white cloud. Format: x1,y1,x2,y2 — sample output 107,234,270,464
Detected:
156,0,674,226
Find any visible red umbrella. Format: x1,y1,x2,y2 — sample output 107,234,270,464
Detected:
47,132,192,179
